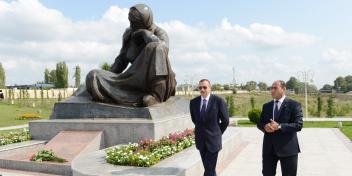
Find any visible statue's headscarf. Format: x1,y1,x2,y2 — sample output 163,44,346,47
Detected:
128,4,154,31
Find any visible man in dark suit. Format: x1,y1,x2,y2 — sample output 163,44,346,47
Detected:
190,79,229,176
257,80,303,176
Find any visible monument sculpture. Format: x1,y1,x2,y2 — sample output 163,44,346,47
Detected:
78,4,176,107
30,4,193,144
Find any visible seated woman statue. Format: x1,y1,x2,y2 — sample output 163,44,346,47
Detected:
83,4,176,107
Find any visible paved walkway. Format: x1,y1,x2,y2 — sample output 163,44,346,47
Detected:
1,125,352,175
220,127,352,176
0,168,59,176
230,117,352,123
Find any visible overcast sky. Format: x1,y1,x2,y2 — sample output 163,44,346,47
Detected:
1,0,351,88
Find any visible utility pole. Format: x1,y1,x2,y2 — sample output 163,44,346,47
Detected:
298,70,314,118
232,65,236,89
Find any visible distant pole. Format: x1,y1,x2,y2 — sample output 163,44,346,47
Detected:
298,70,314,118
232,65,236,89
304,73,308,118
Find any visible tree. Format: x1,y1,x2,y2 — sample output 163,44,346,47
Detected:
58,92,63,101
250,97,255,109
306,84,318,93
101,62,111,71
286,77,299,93
245,81,257,92
0,62,5,88
257,82,268,91
44,68,50,84
317,95,323,117
49,70,57,85
321,84,333,91
74,65,81,88
212,83,222,91
225,96,235,117
223,84,230,90
345,75,352,91
334,76,347,92
332,75,352,92
286,77,318,94
55,62,69,88
326,95,335,118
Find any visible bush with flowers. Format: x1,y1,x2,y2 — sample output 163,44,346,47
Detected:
0,128,31,146
16,113,41,120
106,128,195,167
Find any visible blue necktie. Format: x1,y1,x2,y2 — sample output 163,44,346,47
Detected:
274,100,280,120
200,99,207,120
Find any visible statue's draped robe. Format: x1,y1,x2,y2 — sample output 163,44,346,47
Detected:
85,25,176,106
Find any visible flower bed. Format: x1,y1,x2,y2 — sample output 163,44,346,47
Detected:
106,129,195,167
16,113,41,120
30,149,67,163
0,128,31,146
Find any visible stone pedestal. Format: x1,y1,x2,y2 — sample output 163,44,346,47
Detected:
29,96,194,148
50,96,189,120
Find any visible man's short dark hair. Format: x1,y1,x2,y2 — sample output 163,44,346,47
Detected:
199,79,211,86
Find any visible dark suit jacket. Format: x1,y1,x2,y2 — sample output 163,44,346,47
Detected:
257,98,303,157
190,94,229,153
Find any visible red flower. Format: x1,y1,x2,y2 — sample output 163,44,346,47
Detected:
29,153,36,161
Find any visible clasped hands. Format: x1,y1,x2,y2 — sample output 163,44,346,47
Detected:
264,119,280,133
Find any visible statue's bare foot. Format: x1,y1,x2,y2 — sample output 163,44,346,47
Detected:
143,95,158,106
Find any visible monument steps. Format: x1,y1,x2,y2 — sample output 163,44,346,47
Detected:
0,130,103,175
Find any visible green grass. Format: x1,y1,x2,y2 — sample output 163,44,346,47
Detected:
234,120,256,127
340,126,352,140
233,120,352,140
340,123,352,140
0,100,53,127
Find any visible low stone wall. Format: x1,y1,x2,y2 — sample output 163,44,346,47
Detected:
71,127,247,176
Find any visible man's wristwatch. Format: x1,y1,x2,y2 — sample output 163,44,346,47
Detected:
278,124,282,130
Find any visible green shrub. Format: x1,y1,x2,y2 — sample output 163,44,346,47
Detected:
317,95,323,117
225,96,235,117
250,97,255,109
30,149,67,163
248,108,262,124
327,95,335,118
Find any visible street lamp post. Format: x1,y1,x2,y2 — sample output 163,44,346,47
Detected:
298,70,314,118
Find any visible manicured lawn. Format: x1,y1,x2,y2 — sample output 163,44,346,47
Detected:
233,120,352,140
0,102,51,127
340,123,352,140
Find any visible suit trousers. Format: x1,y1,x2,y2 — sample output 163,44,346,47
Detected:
199,147,219,176
262,151,298,176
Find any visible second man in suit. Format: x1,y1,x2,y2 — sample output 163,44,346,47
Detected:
257,80,303,176
189,79,229,176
